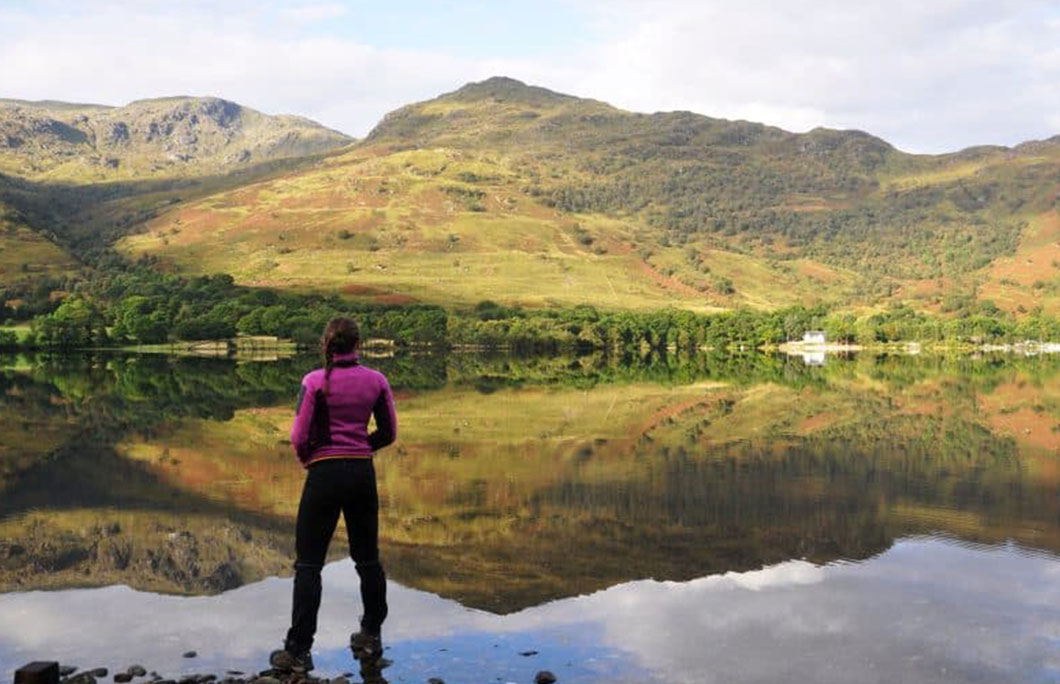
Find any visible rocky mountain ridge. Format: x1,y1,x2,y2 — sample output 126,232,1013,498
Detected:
0,96,353,180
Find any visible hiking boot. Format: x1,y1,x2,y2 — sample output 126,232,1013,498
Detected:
350,630,383,661
269,646,315,672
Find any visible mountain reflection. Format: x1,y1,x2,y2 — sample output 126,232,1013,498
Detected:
1,351,1059,612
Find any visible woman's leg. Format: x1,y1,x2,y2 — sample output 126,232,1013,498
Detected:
286,465,341,652
341,460,388,635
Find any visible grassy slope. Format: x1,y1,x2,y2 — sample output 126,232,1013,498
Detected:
112,78,1060,313
0,200,80,288
0,96,355,287
121,147,740,310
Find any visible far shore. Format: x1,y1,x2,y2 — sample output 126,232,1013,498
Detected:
7,329,1060,358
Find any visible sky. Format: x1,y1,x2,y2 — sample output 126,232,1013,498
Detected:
0,0,1057,153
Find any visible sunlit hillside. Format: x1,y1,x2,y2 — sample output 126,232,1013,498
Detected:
113,77,1060,313
0,199,79,288
0,78,1056,317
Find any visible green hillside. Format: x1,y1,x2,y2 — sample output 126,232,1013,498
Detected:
0,96,354,263
2,78,1060,316
0,199,79,289
116,77,1060,313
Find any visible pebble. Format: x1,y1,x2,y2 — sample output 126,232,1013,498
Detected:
182,652,198,659
519,651,539,657
90,670,109,678
60,666,78,676
114,675,132,683
428,678,445,684
129,666,147,677
68,675,96,684
534,672,557,684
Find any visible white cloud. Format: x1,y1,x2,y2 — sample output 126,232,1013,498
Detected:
0,1,1057,151
280,3,348,23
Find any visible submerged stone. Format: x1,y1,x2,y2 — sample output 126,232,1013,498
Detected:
534,672,557,684
251,677,281,684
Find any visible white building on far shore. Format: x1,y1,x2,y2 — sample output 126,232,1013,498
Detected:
802,330,826,344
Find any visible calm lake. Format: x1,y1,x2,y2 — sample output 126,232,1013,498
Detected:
0,351,1058,684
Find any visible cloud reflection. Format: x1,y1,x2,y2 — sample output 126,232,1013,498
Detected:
0,537,1057,684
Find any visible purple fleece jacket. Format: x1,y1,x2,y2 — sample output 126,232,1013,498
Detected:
290,350,397,466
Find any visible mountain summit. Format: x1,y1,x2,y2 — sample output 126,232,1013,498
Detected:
0,96,352,181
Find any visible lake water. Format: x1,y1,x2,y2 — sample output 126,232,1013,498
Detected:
0,351,1058,684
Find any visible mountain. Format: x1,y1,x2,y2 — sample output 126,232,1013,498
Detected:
0,96,355,265
0,96,352,181
108,77,1060,313
3,78,1060,314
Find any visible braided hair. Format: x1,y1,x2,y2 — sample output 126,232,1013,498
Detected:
320,317,360,395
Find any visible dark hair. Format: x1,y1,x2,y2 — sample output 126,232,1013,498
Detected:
321,317,360,394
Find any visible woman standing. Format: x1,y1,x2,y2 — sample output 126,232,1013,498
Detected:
271,317,397,671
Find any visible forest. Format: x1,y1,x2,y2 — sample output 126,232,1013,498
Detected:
5,263,1060,352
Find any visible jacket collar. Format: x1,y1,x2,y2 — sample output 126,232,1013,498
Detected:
332,349,360,367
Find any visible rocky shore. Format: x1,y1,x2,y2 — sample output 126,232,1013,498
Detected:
37,655,559,684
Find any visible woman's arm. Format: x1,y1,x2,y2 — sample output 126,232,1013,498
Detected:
368,376,397,451
291,380,317,464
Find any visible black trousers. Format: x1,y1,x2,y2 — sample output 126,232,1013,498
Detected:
286,458,388,652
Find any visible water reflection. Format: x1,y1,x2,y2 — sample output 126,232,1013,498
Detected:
1,538,1056,683
1,351,1059,609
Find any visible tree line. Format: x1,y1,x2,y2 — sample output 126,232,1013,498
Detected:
8,267,1060,352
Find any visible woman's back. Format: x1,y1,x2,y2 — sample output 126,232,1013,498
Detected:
291,350,397,465
274,317,393,671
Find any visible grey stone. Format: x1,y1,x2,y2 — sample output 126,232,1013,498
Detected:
67,675,96,684
114,674,132,683
182,652,197,659
127,666,146,678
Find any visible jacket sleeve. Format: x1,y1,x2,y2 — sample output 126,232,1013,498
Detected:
291,379,316,465
367,375,397,451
